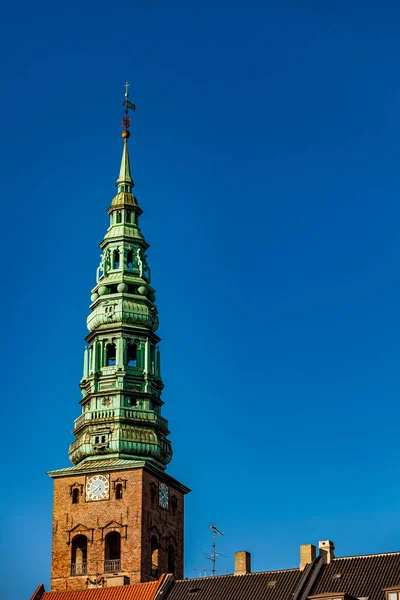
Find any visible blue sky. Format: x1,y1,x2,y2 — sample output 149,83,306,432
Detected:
2,0,400,597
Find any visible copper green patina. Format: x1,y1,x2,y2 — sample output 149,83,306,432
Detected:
66,126,172,471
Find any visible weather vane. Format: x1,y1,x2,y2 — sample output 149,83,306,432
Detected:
120,81,136,132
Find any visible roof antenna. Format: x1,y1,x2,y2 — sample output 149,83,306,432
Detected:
204,524,224,577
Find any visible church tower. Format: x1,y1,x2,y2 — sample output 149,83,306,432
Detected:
48,87,190,592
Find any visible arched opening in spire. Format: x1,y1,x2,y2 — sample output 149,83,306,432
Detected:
150,346,155,374
116,211,122,224
106,343,116,367
151,535,159,578
127,249,134,269
127,343,137,367
72,488,79,504
71,535,87,575
113,250,120,269
104,531,121,573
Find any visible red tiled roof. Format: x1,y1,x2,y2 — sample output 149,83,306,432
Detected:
34,577,163,600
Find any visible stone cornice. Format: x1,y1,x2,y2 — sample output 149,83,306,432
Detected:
47,460,191,495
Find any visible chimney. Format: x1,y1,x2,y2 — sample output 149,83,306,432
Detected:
319,540,335,564
234,551,251,575
299,544,316,570
104,576,130,587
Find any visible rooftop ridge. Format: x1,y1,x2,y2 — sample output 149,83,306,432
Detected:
176,567,300,582
332,550,400,561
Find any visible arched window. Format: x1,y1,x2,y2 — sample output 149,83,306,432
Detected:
115,484,123,500
168,544,175,574
116,211,122,224
104,531,121,573
71,535,87,575
113,249,120,269
151,535,159,578
127,249,133,269
106,343,116,367
72,488,79,504
127,343,137,367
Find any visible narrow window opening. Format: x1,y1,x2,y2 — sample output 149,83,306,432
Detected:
151,535,159,578
127,343,137,367
72,488,79,504
150,484,156,505
104,532,121,573
127,210,133,223
168,544,175,574
95,436,99,444
150,346,155,374
106,343,116,367
171,496,178,516
127,249,133,269
101,435,106,443
116,211,122,224
113,250,120,269
115,484,123,500
71,535,87,575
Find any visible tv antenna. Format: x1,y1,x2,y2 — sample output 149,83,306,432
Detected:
204,524,224,576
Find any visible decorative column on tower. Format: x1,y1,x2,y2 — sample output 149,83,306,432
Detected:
48,84,190,592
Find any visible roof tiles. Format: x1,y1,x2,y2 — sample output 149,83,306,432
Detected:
167,569,303,600
311,552,400,600
40,579,161,600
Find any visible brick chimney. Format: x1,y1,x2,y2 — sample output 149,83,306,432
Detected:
234,551,251,575
319,540,335,564
299,544,316,570
104,576,130,587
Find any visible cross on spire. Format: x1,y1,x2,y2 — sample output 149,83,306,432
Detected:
124,81,131,98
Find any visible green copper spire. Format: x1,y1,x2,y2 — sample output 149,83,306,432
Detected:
67,86,172,472
116,134,134,192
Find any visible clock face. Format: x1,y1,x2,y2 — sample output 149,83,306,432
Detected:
85,474,110,501
159,482,169,510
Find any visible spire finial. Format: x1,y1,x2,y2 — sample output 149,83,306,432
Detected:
117,82,136,190
120,81,136,139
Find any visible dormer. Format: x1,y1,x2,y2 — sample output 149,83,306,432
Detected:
385,587,400,600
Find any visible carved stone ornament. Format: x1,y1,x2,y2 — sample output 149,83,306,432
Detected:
111,477,127,491
86,576,105,588
69,482,84,496
66,523,94,545
99,520,128,541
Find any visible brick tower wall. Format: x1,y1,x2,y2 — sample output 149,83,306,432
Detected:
50,467,184,592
